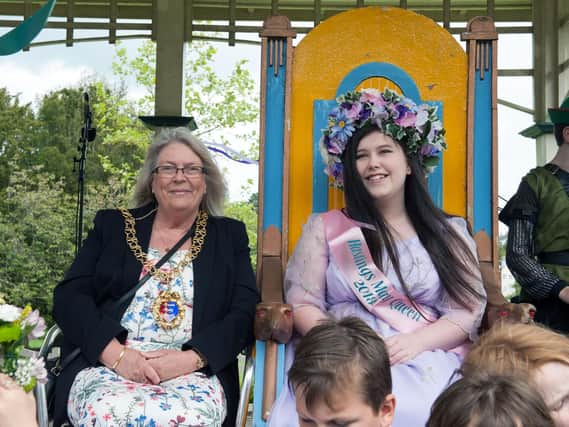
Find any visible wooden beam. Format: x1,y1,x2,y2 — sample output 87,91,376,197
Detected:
66,0,74,47
23,0,32,51
0,3,534,23
443,0,451,30
185,0,194,42
486,0,495,17
229,0,236,46
109,0,118,44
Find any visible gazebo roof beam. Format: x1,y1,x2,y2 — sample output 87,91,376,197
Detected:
0,1,533,23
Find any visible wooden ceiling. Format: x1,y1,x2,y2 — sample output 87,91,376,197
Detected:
0,0,535,47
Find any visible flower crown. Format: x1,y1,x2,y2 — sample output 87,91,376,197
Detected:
320,88,447,188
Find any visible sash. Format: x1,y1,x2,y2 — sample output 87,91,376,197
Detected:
322,209,469,357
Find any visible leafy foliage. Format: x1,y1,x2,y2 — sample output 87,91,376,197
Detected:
0,167,75,324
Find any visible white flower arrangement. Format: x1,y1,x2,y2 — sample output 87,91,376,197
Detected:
0,303,47,392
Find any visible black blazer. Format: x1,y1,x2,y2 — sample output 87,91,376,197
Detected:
52,203,259,426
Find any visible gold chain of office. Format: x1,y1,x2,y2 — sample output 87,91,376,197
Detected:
119,207,208,285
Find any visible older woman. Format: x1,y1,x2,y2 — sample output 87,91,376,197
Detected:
52,127,259,427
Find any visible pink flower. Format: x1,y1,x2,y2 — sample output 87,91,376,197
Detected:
22,309,46,339
30,356,48,383
360,88,382,105
345,103,362,120
415,109,429,128
395,110,417,127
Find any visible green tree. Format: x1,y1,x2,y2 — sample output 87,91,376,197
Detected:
0,166,75,323
112,40,259,158
0,88,37,189
225,199,258,269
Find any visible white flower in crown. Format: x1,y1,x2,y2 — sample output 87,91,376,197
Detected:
320,88,447,188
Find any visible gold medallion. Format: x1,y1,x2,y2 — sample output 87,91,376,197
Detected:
152,290,185,330
119,208,208,330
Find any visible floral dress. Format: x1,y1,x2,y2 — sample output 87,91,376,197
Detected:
68,248,227,427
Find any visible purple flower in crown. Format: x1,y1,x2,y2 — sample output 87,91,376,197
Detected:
395,104,417,127
420,143,440,157
387,102,399,119
345,102,363,120
329,110,355,143
320,87,447,188
330,161,343,178
325,160,344,187
327,136,345,155
359,106,373,121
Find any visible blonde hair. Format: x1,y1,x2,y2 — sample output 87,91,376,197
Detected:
462,323,569,384
132,127,227,216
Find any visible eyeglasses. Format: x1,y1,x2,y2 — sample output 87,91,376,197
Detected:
153,164,206,178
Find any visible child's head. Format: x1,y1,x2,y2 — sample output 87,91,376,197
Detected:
462,323,569,426
427,373,555,427
288,316,395,427
463,323,569,377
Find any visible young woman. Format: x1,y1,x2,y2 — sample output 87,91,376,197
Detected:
268,88,486,427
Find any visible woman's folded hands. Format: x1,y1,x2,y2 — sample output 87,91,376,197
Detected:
100,339,159,384
115,348,160,384
143,349,202,382
101,339,204,384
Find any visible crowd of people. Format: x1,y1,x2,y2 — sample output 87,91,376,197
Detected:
2,89,567,427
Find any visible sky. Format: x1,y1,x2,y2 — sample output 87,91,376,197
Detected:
0,23,537,214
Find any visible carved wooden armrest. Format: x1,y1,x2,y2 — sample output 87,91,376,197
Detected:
254,302,294,344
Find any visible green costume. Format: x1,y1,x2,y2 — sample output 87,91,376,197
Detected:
500,96,569,333
500,165,569,333
525,166,569,282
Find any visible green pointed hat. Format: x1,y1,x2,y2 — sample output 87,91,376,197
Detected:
548,97,569,124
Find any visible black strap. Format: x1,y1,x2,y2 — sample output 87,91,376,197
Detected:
53,222,197,376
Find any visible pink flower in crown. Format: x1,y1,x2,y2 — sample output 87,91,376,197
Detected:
345,102,363,120
415,108,429,129
420,143,439,157
395,108,417,127
360,88,383,105
327,137,345,155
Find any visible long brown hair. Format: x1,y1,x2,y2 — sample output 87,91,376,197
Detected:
342,125,484,311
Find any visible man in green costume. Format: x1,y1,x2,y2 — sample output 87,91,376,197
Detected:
500,97,569,334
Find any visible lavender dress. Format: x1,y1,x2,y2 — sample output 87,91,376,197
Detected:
268,213,486,427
